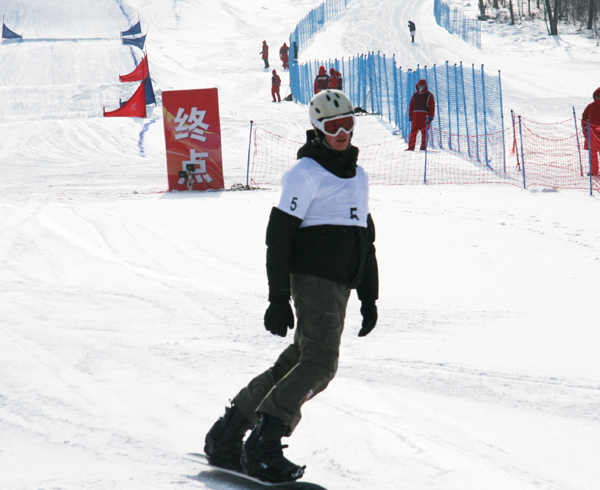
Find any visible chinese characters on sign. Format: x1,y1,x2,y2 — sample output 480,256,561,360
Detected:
175,108,208,141
175,108,212,185
162,88,224,191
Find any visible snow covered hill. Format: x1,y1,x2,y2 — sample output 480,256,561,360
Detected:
1,0,600,489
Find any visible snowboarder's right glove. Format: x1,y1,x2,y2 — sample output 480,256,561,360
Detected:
264,299,294,337
358,301,378,337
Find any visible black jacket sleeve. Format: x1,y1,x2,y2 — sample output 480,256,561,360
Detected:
356,214,379,303
265,207,302,302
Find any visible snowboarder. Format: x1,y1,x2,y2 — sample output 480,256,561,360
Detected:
313,66,330,94
279,43,289,69
408,20,416,43
204,89,379,484
581,87,600,176
260,40,269,68
407,78,435,151
271,69,281,102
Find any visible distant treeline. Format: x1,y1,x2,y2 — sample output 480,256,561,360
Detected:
479,0,598,35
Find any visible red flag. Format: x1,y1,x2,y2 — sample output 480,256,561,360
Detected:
104,81,146,118
119,55,149,82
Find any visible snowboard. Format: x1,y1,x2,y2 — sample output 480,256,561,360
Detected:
184,452,327,490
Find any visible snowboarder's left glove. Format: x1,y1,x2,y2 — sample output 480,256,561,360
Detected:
358,301,377,337
264,299,294,337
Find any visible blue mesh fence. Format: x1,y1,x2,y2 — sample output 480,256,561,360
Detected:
287,0,503,164
291,55,505,164
288,0,355,62
434,0,481,49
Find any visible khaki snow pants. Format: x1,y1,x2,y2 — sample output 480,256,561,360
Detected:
232,274,351,432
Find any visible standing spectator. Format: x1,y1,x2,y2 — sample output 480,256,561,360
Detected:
408,20,416,43
335,69,343,91
203,89,379,484
260,40,269,69
271,69,282,103
280,43,289,69
407,78,435,151
313,66,330,94
328,68,338,89
582,87,600,176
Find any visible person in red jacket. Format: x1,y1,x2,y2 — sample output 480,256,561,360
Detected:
313,66,330,94
279,43,289,69
407,79,435,151
328,68,338,89
335,70,343,91
271,69,282,102
581,87,600,176
260,41,269,69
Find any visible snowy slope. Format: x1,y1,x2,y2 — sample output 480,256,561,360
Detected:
1,0,600,489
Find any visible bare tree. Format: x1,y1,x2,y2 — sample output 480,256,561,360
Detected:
478,0,488,18
587,0,597,29
544,0,560,34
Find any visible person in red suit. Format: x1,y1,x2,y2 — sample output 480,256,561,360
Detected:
335,70,343,91
407,79,435,151
581,87,600,176
271,70,281,102
328,68,338,89
260,41,269,69
313,66,330,94
280,43,289,69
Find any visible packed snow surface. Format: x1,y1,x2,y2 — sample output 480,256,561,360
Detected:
1,0,599,489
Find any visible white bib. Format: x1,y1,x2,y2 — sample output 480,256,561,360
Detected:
277,157,370,228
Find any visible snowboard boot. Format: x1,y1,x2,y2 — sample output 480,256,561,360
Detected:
204,404,254,472
241,413,305,483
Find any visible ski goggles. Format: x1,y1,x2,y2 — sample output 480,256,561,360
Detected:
311,113,355,137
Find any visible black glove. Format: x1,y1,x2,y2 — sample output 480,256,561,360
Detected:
358,301,378,337
264,300,294,337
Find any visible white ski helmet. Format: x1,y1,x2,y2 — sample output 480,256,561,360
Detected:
309,89,354,124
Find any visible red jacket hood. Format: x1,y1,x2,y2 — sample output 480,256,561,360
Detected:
416,79,428,92
593,87,600,100
319,66,327,75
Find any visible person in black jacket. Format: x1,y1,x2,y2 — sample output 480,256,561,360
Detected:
408,20,416,43
204,89,379,484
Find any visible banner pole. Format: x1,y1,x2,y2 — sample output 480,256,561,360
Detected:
499,70,506,172
518,115,527,189
587,121,593,195
573,107,583,176
511,110,520,169
246,120,254,188
424,117,429,184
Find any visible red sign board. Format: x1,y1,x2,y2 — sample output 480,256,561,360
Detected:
162,88,224,191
